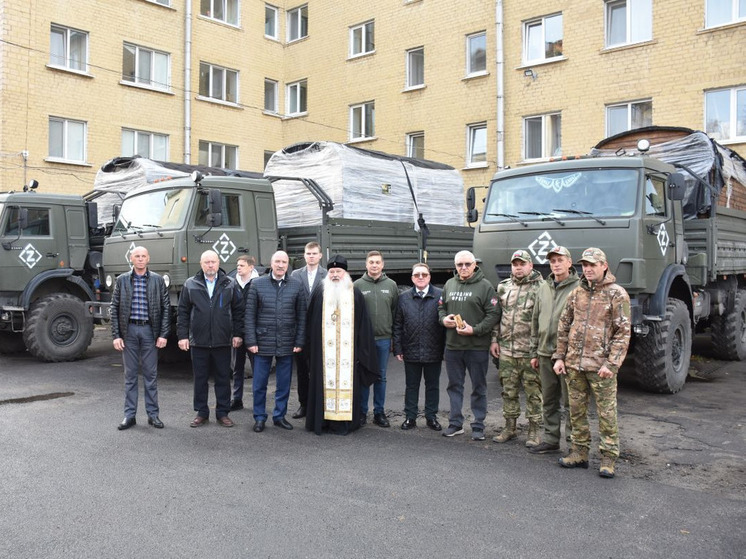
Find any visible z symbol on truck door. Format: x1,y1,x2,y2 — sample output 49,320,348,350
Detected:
19,243,43,269
657,224,669,256
212,233,236,263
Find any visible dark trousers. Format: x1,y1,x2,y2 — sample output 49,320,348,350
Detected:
231,346,254,402
295,350,309,407
122,323,159,419
191,346,232,419
403,361,441,420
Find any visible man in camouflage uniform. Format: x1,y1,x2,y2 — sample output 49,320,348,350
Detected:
553,248,631,478
490,250,550,448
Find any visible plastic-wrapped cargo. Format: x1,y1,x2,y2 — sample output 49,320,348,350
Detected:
264,141,465,228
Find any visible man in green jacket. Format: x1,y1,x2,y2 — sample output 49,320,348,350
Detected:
438,250,499,440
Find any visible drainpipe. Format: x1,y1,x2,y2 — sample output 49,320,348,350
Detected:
183,1,192,163
495,0,505,171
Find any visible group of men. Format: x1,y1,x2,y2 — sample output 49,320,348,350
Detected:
112,241,630,478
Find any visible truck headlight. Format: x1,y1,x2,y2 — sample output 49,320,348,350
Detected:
105,274,113,288
162,274,171,288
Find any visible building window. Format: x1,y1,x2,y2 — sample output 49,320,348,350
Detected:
122,43,170,90
524,114,561,160
706,87,746,141
122,129,169,160
466,123,487,166
199,62,239,103
265,4,279,38
605,0,652,47
201,0,239,26
523,13,562,63
350,20,374,57
350,102,375,141
148,0,171,5
49,24,88,72
706,0,746,27
406,132,425,159
49,117,86,163
606,100,652,137
406,47,424,88
466,32,487,76
287,5,308,42
264,79,278,112
199,140,238,169
286,80,307,115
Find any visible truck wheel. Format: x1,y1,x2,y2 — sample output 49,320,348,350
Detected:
634,298,691,394
23,294,94,362
0,332,27,354
710,290,746,361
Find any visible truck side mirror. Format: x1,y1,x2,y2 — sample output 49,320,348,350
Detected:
112,204,121,224
466,187,479,223
86,202,98,230
17,208,28,231
667,173,686,201
206,188,223,227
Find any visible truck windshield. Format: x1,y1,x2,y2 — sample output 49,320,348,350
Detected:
483,168,639,223
113,188,192,233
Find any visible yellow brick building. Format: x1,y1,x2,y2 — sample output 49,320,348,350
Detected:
0,0,743,198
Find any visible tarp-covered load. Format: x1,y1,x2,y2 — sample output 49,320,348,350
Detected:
591,126,746,219
264,141,465,228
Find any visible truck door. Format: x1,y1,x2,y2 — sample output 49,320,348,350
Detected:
642,175,672,280
188,191,248,274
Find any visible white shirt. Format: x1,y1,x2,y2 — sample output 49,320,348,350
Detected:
307,267,318,291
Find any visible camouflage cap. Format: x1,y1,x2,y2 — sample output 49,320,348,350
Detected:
511,249,532,263
578,247,607,264
547,245,572,260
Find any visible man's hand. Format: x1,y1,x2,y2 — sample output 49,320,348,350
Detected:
598,364,614,379
292,346,302,353
232,337,243,348
156,337,167,349
178,339,190,351
113,338,125,352
553,359,566,375
530,357,539,370
456,320,474,336
442,314,458,329
489,342,500,359
396,354,404,362
248,345,259,354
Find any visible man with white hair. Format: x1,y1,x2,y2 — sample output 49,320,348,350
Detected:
304,255,379,436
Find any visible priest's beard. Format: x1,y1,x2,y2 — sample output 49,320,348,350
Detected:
323,273,354,309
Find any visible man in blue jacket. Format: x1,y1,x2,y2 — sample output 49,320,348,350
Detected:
245,250,307,433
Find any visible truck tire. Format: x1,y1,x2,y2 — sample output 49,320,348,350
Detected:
634,298,691,394
23,294,94,362
710,290,746,361
0,332,27,354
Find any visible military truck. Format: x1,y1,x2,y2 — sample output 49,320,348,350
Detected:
468,127,746,393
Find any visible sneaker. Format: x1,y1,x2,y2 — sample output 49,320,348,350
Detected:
471,429,485,441
442,425,465,437
528,442,561,454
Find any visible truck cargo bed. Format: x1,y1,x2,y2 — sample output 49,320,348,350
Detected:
684,206,746,284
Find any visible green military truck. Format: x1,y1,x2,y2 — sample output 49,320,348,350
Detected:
468,127,746,393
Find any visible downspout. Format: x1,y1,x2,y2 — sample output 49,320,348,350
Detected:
184,1,193,163
495,0,505,171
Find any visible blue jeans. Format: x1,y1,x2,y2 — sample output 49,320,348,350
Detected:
361,338,390,416
252,354,293,422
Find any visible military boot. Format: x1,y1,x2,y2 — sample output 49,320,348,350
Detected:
558,445,589,469
599,455,616,478
492,418,517,443
525,419,541,448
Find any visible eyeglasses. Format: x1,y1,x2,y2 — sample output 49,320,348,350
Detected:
456,262,475,268
412,273,430,278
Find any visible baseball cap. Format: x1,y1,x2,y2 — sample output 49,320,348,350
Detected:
511,250,532,263
547,246,572,260
578,247,607,264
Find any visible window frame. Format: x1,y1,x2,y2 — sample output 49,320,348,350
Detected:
287,4,308,42
466,31,487,77
522,13,563,64
49,24,89,73
349,20,375,57
198,62,240,104
265,4,279,39
605,99,653,137
466,122,488,167
523,113,562,161
264,79,279,113
48,116,87,164
286,80,308,116
705,86,746,142
200,0,240,27
604,0,652,48
121,128,169,160
122,42,171,91
147,0,171,6
350,101,375,141
405,47,425,89
406,132,425,159
705,0,746,28
198,140,239,169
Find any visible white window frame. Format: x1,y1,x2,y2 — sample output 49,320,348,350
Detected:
265,4,279,39
466,123,487,167
466,31,487,76
121,129,169,160
606,99,652,137
48,117,87,164
523,13,563,64
264,79,278,113
147,0,171,6
406,132,425,159
122,43,170,91
286,80,307,116
49,24,89,73
198,140,238,169
605,0,652,48
199,62,239,104
201,0,240,27
406,47,425,89
350,102,375,141
287,4,308,42
706,0,746,27
349,20,375,57
523,113,561,161
705,86,746,142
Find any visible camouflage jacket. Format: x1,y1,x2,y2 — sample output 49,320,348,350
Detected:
491,269,550,358
552,271,631,374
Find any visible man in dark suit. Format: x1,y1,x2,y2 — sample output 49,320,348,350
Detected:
290,241,327,419
230,254,260,411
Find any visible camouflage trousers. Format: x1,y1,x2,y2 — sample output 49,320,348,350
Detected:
498,355,542,421
566,367,619,458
